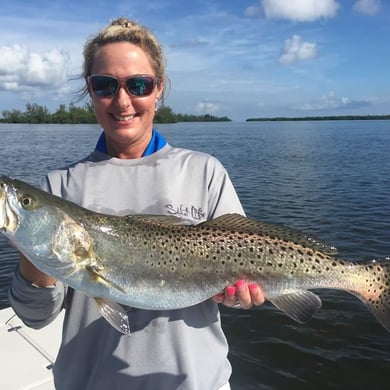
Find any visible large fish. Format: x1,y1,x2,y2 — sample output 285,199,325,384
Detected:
1,175,389,335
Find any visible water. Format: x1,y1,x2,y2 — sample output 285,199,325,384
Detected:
1,121,390,389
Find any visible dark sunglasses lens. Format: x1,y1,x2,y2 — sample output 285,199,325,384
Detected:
90,76,118,97
126,76,155,96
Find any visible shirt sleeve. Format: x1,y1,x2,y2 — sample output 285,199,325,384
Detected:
8,266,66,329
206,158,245,219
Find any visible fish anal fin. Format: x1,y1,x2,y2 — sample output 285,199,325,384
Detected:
86,265,126,294
270,291,322,323
94,297,131,335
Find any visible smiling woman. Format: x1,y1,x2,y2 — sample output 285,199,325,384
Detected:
77,18,167,159
7,17,264,390
86,41,164,158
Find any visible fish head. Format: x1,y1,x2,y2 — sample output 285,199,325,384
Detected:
0,175,27,234
0,175,90,276
1,174,52,222
0,175,63,249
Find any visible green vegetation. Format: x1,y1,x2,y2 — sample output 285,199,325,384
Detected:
1,103,96,124
246,115,390,122
0,103,231,124
174,113,231,122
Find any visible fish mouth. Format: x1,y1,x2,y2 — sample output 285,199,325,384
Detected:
0,181,19,233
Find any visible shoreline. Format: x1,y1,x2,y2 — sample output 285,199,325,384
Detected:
246,115,390,122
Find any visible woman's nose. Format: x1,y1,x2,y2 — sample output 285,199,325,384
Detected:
115,85,133,109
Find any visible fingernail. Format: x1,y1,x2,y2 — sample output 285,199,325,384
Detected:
235,280,246,289
215,293,225,301
226,286,236,297
248,283,258,292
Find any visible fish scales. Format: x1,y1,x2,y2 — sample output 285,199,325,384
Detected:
83,213,389,314
1,175,390,335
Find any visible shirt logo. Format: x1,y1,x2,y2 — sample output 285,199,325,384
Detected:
165,203,206,221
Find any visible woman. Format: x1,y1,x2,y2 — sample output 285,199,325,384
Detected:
9,18,264,390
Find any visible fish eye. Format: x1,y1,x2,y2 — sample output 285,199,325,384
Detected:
19,194,36,210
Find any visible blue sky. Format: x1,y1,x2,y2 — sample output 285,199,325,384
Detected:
0,0,389,121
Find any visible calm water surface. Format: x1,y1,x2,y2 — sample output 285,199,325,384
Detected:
0,121,389,389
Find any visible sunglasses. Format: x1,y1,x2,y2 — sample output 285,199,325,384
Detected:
88,74,158,98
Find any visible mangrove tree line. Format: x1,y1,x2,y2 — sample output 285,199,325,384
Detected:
1,103,231,124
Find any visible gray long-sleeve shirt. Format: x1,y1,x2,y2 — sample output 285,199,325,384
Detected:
9,143,244,390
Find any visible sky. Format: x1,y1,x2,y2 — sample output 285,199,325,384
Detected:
0,0,389,121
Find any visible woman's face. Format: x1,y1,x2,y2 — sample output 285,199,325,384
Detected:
89,42,163,157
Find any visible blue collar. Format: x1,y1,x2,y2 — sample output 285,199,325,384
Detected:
95,129,167,156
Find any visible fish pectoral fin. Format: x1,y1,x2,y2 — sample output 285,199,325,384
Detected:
94,297,131,336
270,291,322,324
86,265,126,294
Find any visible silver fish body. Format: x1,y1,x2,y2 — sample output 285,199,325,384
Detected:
1,175,390,335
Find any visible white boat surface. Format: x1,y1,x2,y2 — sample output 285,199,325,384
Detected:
0,306,63,390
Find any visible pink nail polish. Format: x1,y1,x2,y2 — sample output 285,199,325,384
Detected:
215,293,225,301
235,280,246,289
226,286,236,297
248,283,258,292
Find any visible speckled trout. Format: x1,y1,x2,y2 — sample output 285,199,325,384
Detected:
1,175,390,335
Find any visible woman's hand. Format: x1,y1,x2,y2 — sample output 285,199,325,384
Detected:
212,280,265,309
19,253,57,287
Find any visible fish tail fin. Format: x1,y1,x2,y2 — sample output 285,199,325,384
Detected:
352,258,390,332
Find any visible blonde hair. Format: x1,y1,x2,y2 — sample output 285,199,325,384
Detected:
79,17,166,101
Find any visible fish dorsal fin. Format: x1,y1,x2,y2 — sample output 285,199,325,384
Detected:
270,291,322,323
200,214,338,255
127,214,183,225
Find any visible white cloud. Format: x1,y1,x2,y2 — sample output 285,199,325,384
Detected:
0,44,71,96
297,91,372,111
195,101,221,114
353,0,381,15
0,45,28,74
261,0,340,22
279,35,317,64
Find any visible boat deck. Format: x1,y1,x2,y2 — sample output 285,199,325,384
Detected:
0,307,64,390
